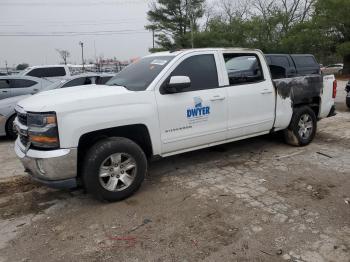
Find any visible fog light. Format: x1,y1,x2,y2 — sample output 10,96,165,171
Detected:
36,159,46,174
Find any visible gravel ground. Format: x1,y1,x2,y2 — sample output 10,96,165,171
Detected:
0,82,349,262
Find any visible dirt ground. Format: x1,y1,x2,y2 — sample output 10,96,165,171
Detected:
0,82,349,262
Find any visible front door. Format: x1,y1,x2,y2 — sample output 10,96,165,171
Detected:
155,52,228,155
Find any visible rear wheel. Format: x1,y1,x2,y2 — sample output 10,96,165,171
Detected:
346,95,350,109
284,106,317,146
82,137,147,201
5,115,17,140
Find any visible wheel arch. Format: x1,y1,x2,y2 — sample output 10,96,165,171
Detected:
77,124,153,177
5,113,17,136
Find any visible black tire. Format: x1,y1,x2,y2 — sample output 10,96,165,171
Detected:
346,96,350,109
283,106,317,147
82,137,147,202
5,115,18,140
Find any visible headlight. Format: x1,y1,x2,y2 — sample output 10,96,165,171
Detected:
27,112,59,149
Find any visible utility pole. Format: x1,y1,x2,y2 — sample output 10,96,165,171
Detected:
5,60,8,74
79,41,85,72
152,28,155,49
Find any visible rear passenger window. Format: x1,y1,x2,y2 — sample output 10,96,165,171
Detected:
27,68,46,78
45,67,66,77
169,54,219,92
223,54,264,85
27,67,66,78
271,56,290,68
12,79,37,88
293,56,317,66
0,79,10,89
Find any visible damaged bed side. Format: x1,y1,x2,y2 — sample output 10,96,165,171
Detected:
272,74,337,131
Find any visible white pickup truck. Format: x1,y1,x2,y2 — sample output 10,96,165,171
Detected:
14,48,337,201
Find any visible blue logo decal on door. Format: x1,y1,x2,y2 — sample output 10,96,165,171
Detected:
187,97,210,119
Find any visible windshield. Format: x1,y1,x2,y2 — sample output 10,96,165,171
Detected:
106,56,174,91
225,56,257,71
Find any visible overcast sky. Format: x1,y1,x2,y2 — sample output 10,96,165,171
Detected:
0,0,153,67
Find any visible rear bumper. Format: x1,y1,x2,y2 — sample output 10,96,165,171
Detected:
14,139,78,189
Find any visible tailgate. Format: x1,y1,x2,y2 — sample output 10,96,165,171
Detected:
319,75,336,118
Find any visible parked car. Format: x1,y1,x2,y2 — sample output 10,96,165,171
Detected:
44,73,114,90
265,54,320,79
19,65,72,80
0,74,114,139
346,81,350,109
14,48,336,201
321,63,343,75
0,75,54,100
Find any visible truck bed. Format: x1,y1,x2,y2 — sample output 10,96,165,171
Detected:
273,75,323,105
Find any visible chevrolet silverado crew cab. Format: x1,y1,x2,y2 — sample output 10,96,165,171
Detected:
14,48,337,201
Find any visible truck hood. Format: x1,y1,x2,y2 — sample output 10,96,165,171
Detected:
17,84,131,112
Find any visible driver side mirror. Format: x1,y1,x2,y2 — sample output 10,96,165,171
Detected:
164,76,191,93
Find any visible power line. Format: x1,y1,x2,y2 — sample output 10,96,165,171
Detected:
0,30,149,37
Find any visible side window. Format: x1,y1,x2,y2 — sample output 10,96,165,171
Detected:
97,76,113,85
61,77,87,88
27,68,46,78
223,54,264,85
0,79,10,89
45,67,66,77
293,56,317,66
12,79,37,88
169,54,219,92
271,56,290,69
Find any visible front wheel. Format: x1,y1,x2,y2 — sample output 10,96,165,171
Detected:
284,106,317,146
346,94,350,109
82,137,147,201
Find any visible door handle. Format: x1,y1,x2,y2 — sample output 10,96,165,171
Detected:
210,95,226,101
261,89,273,94
1,90,8,93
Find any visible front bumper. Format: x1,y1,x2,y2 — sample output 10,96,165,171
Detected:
14,139,78,189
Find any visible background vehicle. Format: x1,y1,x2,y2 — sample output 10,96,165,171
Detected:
0,74,113,139
321,63,343,75
346,81,350,108
44,73,114,90
265,54,320,79
14,48,336,201
0,75,54,100
19,65,71,80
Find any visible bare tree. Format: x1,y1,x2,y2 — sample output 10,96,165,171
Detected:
56,49,70,65
219,0,250,22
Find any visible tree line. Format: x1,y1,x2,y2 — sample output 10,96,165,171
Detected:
146,0,350,73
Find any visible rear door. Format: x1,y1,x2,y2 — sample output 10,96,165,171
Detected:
155,51,228,154
0,79,11,99
220,51,275,139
